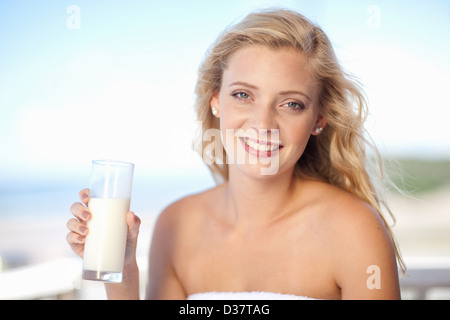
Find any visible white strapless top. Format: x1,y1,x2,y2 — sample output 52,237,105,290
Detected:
187,291,318,300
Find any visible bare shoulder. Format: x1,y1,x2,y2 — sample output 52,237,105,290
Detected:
153,183,224,238
302,180,400,299
301,180,382,224
301,180,386,227
147,184,224,299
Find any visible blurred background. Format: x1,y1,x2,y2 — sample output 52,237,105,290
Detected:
0,0,449,299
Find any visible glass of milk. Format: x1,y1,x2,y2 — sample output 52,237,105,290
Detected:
82,160,134,283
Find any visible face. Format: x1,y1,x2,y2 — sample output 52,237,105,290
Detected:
210,45,325,178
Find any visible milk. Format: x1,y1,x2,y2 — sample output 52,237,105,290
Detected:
82,197,130,281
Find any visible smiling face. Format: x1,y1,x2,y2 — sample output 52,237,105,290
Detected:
210,45,326,178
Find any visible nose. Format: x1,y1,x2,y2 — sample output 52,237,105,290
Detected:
250,101,277,131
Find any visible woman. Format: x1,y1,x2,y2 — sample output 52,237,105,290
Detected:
67,8,404,300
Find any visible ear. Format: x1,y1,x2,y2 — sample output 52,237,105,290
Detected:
311,114,327,136
209,91,220,117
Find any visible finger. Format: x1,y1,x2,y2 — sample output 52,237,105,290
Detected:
66,218,88,235
124,212,140,260
79,188,90,206
126,211,141,246
66,232,85,258
70,202,91,221
127,211,141,228
66,231,85,245
127,211,141,236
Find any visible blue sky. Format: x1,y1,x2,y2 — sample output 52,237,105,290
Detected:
1,0,450,186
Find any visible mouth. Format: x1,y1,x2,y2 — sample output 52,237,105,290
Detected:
239,136,283,157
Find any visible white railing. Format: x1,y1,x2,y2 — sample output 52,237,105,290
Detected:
0,256,148,300
399,257,450,300
0,257,82,299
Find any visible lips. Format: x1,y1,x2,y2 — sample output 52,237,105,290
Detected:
239,136,283,157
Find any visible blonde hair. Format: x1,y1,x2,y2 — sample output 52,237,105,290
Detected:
194,8,405,272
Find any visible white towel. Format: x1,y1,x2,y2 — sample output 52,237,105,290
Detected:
187,291,318,300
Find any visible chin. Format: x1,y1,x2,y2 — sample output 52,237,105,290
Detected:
240,165,278,178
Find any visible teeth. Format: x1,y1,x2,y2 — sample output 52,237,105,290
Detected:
244,138,280,152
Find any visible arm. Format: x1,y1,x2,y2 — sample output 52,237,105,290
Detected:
105,211,142,300
145,205,187,299
332,203,401,300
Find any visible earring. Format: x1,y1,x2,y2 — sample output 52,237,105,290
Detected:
315,127,323,134
212,107,218,116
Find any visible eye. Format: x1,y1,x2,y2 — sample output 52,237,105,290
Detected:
232,92,250,100
283,101,306,111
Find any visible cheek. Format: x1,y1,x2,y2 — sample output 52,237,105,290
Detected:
283,120,313,145
218,114,237,156
218,103,250,138
279,121,314,164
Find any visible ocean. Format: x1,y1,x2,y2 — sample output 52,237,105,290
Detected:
0,169,216,220
0,167,216,269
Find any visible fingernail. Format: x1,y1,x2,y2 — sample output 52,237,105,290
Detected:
82,211,90,220
80,226,87,234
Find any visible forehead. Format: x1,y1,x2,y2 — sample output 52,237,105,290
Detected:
222,45,318,92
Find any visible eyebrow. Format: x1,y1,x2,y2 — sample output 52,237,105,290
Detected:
229,81,311,102
279,90,311,102
229,81,258,90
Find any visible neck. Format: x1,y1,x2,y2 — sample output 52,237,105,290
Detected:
225,166,298,228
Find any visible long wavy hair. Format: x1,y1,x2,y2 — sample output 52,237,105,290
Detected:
193,8,405,272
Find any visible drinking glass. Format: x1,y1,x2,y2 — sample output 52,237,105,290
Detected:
82,160,134,282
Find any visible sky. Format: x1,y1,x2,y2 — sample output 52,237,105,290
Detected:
1,0,450,189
